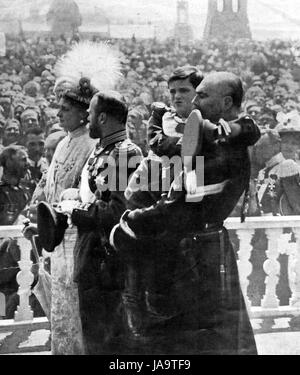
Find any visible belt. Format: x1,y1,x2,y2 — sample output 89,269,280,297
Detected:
187,222,224,239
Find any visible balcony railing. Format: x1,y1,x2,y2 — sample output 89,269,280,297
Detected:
1,217,300,353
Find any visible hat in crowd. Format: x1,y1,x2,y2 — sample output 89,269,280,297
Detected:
20,108,39,122
14,102,26,111
247,106,261,115
244,100,259,111
266,75,276,83
54,41,123,107
24,80,40,97
4,118,20,129
0,96,11,104
275,110,300,134
12,84,22,92
245,86,265,100
252,75,263,85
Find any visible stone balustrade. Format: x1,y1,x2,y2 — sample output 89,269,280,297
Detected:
1,217,300,332
225,216,300,328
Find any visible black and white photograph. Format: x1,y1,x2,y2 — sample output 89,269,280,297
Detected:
0,0,300,360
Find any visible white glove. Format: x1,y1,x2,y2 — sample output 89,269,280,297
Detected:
59,188,81,202
184,170,197,195
56,200,81,216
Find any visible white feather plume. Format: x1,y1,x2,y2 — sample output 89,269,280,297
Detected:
54,41,123,94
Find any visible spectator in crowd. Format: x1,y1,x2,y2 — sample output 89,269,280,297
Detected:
43,107,59,134
13,103,26,123
23,127,48,197
23,80,40,98
0,145,31,225
126,107,148,156
251,130,300,216
0,96,12,119
275,110,300,162
0,145,44,319
3,119,21,147
20,108,40,134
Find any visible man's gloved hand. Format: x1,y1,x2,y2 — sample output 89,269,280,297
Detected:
56,200,81,216
151,102,170,115
22,219,38,241
59,188,81,202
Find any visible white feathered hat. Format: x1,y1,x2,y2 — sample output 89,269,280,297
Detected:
54,41,123,107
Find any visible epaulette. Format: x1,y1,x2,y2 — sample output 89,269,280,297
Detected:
112,139,143,157
278,159,300,178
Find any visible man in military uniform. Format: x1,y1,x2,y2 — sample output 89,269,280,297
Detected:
252,130,300,216
0,145,30,225
55,92,143,354
110,72,260,355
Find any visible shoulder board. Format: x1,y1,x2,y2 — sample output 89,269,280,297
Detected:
278,159,300,178
113,139,142,155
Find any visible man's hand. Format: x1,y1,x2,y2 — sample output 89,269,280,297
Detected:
56,200,81,216
59,188,81,202
22,219,38,241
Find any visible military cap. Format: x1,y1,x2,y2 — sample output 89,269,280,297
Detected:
37,202,69,253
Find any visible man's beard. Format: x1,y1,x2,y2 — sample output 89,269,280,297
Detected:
29,152,43,162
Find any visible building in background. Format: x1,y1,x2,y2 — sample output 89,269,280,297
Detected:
204,0,252,40
47,0,82,37
174,0,194,45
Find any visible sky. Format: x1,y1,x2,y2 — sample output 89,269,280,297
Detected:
1,0,300,39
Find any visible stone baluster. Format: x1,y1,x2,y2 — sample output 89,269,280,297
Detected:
236,228,255,308
14,237,34,322
261,228,282,308
289,228,300,307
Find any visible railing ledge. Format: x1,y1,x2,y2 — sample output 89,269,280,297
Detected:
225,216,300,230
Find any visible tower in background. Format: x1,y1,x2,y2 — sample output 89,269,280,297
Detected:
174,0,193,45
47,0,82,37
204,0,251,40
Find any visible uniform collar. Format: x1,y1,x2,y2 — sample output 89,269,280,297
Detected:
100,129,127,149
265,152,285,169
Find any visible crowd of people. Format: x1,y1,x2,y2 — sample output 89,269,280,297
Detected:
1,32,300,355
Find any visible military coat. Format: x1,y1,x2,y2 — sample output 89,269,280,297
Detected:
70,130,143,354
